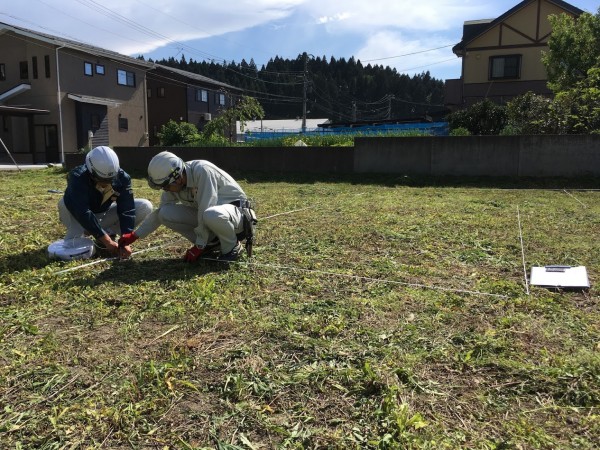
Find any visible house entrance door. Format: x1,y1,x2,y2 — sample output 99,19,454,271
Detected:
44,125,59,163
75,103,108,150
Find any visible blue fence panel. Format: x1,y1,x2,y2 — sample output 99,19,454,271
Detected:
243,122,449,141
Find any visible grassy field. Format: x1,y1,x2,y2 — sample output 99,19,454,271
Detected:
0,168,598,449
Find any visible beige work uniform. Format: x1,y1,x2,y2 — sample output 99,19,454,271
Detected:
135,160,246,254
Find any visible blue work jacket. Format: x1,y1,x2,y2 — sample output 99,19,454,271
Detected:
63,165,135,238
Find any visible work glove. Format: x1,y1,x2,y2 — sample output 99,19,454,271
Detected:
119,231,138,248
184,245,204,263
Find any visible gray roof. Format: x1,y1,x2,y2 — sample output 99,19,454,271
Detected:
153,64,239,91
0,21,154,69
0,22,241,90
0,21,240,91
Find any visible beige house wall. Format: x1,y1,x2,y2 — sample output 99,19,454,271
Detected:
56,49,148,151
463,47,548,84
504,1,538,32
461,0,569,85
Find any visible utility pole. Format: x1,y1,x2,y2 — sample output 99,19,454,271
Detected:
302,53,307,133
387,94,395,120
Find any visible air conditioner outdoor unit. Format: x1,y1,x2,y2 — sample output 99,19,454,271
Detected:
202,113,212,121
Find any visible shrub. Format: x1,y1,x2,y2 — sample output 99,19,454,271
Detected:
446,100,507,135
157,120,201,146
449,127,471,136
505,91,555,135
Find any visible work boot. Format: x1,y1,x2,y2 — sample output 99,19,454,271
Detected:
219,242,243,262
200,238,220,258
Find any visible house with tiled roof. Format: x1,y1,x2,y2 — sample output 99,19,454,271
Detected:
444,0,583,110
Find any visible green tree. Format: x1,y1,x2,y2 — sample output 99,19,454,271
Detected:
552,67,600,134
446,100,507,135
542,9,600,93
504,91,555,135
156,120,200,146
201,96,265,143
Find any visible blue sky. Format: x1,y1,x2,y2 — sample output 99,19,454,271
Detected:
2,0,598,81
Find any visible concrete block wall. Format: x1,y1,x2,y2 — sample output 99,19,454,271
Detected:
114,146,354,175
62,135,600,178
353,135,600,177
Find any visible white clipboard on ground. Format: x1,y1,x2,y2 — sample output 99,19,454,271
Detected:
530,265,590,289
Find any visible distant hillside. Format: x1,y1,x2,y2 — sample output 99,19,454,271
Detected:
146,53,446,121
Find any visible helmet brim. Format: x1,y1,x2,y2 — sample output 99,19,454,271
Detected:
147,166,183,190
91,173,117,183
147,178,170,190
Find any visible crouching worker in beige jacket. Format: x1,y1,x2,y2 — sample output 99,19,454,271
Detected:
118,151,256,263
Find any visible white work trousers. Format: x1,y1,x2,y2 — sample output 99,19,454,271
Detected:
58,198,153,241
157,203,244,254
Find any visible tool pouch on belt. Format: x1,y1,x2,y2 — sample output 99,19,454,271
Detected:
238,199,258,257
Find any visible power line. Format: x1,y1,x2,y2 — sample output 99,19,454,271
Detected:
132,0,277,63
361,44,455,62
397,57,458,73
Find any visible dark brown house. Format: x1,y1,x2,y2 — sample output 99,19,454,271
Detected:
146,64,241,146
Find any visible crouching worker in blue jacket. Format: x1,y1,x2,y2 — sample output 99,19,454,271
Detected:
57,146,153,259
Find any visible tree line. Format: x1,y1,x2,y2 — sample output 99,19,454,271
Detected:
144,53,446,122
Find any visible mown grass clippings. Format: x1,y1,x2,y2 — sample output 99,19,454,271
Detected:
0,168,598,448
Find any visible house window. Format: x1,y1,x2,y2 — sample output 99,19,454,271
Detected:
147,88,152,98
157,87,165,98
117,69,135,87
196,89,208,102
84,62,93,76
0,64,5,81
118,116,129,131
19,61,28,79
32,56,38,79
96,64,105,75
44,55,51,78
489,55,521,80
218,93,225,106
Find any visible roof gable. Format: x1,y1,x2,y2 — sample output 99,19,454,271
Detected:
452,0,583,55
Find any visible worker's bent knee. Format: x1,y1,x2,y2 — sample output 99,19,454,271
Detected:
135,199,153,219
203,207,227,227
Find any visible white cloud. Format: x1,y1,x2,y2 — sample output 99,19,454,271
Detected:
2,0,306,56
302,0,488,33
12,0,592,80
317,12,352,25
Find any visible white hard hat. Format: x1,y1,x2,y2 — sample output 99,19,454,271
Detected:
85,146,119,181
147,151,184,189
